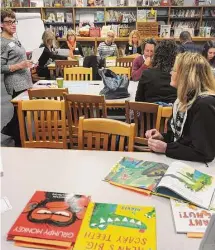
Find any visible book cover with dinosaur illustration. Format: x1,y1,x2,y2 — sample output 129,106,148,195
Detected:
7,191,90,249
105,157,169,192
73,202,156,250
170,199,215,234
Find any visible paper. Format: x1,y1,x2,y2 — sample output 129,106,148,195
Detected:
1,197,12,213
31,47,44,64
55,48,69,57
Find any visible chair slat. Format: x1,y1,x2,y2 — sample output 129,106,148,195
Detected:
87,132,93,150
26,111,33,142
119,136,125,151
111,135,117,151
47,111,52,141
34,111,40,141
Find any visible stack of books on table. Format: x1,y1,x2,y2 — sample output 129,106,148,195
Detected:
7,190,157,249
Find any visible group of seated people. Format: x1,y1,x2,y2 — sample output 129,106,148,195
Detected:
1,9,215,164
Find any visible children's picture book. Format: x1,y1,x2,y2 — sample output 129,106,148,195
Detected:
105,157,215,210
30,0,43,6
66,13,73,23
137,9,147,22
7,191,90,249
96,11,105,22
160,25,171,38
171,199,215,234
73,202,156,250
146,9,157,22
56,12,65,22
44,0,54,6
12,0,21,7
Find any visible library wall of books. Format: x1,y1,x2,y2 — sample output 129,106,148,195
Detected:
1,0,215,55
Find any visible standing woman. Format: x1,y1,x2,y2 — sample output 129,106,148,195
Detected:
37,30,67,79
61,30,84,58
125,30,142,55
202,40,215,68
1,9,33,146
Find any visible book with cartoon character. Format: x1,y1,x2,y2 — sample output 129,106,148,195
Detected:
105,157,215,210
170,199,215,236
73,202,156,250
7,191,90,249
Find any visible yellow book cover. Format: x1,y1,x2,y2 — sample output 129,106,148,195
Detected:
74,202,156,250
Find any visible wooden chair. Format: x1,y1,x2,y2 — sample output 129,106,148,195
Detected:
63,93,107,148
159,106,173,133
28,88,69,101
30,67,45,83
78,117,135,152
55,60,79,77
64,67,92,81
18,100,67,149
116,57,134,68
125,101,162,151
108,66,131,80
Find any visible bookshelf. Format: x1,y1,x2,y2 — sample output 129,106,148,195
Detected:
6,5,215,53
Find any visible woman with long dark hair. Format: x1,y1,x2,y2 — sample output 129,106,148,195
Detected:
202,40,215,68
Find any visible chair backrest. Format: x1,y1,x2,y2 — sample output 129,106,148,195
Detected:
125,101,162,145
159,106,173,133
30,67,45,83
108,66,131,79
78,117,135,152
116,57,134,68
28,88,69,101
64,67,92,81
18,100,67,149
55,60,79,77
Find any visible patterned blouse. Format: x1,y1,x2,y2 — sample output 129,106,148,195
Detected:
1,36,33,95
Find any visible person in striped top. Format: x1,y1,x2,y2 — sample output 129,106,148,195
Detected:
97,30,118,60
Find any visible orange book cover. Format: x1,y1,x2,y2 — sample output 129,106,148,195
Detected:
7,191,90,245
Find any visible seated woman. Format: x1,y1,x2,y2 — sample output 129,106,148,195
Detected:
202,40,215,68
37,30,67,79
135,40,177,104
125,30,142,55
60,30,84,58
97,30,118,61
146,52,215,163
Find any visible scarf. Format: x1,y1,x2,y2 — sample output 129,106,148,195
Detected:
170,92,215,141
67,40,76,58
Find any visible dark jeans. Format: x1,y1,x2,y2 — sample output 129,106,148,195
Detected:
3,89,26,144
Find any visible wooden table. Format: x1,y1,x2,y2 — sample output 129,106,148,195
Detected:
11,80,138,108
1,147,215,250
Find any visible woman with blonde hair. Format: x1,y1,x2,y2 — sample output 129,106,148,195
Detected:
125,30,142,55
37,30,67,79
145,52,215,163
61,30,83,58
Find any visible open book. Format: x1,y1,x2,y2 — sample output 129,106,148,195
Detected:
105,157,215,210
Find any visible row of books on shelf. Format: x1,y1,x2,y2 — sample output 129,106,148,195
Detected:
5,158,215,249
170,9,200,18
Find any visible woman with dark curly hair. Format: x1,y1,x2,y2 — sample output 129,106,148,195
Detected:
135,40,177,104
202,40,215,68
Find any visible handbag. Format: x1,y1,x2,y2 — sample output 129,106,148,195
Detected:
89,27,101,37
98,68,130,99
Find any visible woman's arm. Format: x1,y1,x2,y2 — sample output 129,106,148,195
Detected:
166,97,215,162
125,43,130,55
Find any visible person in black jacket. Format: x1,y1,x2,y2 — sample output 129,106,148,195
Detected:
135,40,177,104
178,31,201,53
146,52,215,163
37,30,67,79
202,40,215,68
125,30,142,55
60,30,84,58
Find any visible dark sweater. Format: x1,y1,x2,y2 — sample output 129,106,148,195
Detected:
178,42,202,53
125,43,142,55
135,68,177,103
37,44,67,78
165,95,215,162
60,41,84,57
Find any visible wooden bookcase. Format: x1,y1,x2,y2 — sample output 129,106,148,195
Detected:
10,5,215,52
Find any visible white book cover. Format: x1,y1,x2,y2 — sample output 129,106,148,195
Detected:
56,12,65,22
160,25,171,38
171,199,215,233
137,9,147,22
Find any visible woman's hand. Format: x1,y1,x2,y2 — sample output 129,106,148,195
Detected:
19,60,33,69
148,138,167,153
145,129,164,140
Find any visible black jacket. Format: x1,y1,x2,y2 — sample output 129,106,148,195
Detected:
178,42,202,53
125,43,142,55
60,41,84,57
37,44,67,78
165,95,215,162
135,68,177,104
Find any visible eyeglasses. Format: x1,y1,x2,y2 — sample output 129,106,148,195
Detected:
107,34,114,38
3,20,18,25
